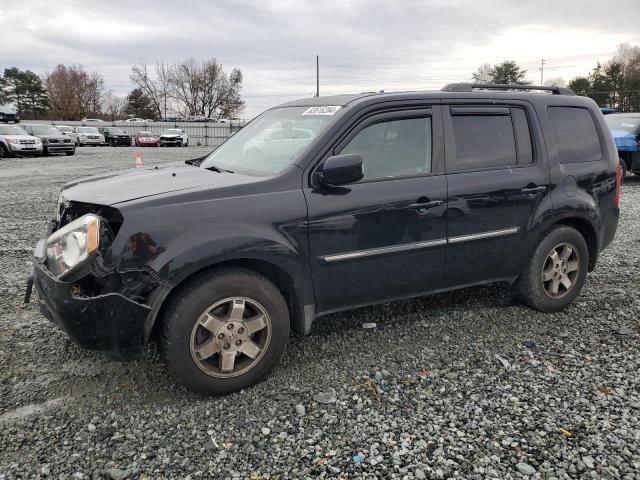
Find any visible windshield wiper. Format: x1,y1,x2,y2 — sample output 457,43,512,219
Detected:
206,164,234,173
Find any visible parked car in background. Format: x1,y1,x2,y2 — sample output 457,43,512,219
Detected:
135,131,158,147
0,105,19,124
28,84,620,395
82,118,105,124
57,126,73,137
604,113,640,177
0,124,42,156
159,128,188,146
125,118,146,124
22,124,75,156
71,127,105,146
600,108,618,115
100,127,132,146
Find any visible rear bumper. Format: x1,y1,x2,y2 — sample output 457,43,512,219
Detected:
32,260,151,360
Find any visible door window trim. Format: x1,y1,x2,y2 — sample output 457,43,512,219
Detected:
443,104,538,174
310,106,445,187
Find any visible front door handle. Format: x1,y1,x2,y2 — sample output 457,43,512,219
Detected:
521,186,547,195
408,200,443,210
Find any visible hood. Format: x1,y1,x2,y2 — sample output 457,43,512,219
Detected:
161,133,180,137
39,134,69,141
61,162,260,205
1,134,39,141
611,129,639,152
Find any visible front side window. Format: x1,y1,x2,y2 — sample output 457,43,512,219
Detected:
547,106,602,163
340,117,432,181
451,114,516,170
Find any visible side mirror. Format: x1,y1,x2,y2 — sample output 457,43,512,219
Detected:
317,154,364,187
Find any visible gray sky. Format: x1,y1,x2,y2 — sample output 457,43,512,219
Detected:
2,0,639,118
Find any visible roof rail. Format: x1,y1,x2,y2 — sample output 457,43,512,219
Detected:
442,83,575,96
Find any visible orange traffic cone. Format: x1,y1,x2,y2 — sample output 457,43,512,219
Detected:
135,151,143,169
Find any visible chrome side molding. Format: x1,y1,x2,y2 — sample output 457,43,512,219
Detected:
321,227,519,263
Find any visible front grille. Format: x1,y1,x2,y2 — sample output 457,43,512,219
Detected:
63,139,71,143
88,136,99,139
19,139,36,144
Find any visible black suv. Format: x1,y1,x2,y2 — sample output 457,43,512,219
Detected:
28,84,620,395
100,127,132,146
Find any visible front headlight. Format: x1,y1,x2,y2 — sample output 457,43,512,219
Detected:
46,214,100,278
8,138,19,145
35,138,42,145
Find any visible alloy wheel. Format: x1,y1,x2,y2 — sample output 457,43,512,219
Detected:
189,297,272,378
541,242,580,299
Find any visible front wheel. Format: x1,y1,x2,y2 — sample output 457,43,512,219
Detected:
515,226,589,312
161,268,290,395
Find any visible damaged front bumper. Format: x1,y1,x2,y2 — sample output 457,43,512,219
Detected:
31,261,151,360
27,221,154,360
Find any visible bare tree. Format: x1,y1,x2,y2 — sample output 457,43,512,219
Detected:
543,77,567,88
471,63,493,83
102,94,126,122
45,65,106,120
130,62,172,119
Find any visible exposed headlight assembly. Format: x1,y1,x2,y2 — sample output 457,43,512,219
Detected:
46,214,100,278
8,138,19,145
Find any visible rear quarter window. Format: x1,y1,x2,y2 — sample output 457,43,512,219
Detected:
547,106,602,164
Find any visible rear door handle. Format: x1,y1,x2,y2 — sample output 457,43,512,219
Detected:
521,186,547,194
408,200,443,210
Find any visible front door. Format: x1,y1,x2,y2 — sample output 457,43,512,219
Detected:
442,103,551,287
304,108,448,314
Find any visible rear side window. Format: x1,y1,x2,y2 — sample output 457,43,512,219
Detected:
451,113,516,169
547,107,602,163
512,108,533,165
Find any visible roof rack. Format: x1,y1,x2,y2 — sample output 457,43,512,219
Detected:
442,83,575,96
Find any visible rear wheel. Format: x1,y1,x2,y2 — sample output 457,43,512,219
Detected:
515,226,589,312
161,268,290,395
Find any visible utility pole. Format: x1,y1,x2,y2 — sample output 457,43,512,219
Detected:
316,55,319,97
539,58,545,85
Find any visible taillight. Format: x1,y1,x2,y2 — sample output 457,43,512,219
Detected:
615,163,622,209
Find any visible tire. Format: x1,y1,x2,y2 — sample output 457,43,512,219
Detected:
0,143,12,158
619,158,627,184
42,148,50,157
161,268,290,395
515,226,589,312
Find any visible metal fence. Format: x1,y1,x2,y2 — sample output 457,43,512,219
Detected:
21,119,245,148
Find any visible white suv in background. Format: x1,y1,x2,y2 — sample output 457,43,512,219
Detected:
72,127,105,146
0,124,43,157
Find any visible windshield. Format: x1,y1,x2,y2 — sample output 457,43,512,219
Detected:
30,125,60,135
605,116,640,133
77,127,99,134
200,106,340,175
58,126,72,133
0,125,28,135
109,128,126,134
138,131,153,136
165,129,182,134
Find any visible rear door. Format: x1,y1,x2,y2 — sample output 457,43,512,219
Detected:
442,102,551,287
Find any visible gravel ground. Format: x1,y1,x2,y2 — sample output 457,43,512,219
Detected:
1,147,639,479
